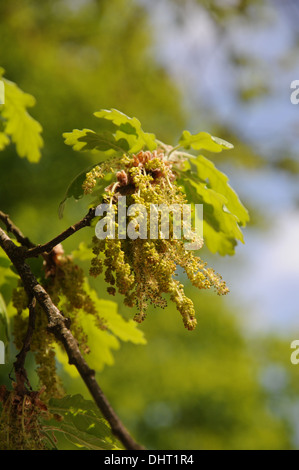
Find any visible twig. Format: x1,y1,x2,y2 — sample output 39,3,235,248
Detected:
0,226,144,450
0,211,34,249
24,207,96,258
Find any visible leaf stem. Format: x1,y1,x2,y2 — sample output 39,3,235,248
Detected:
24,208,96,258
0,211,34,248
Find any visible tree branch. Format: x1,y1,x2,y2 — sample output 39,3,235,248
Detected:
24,207,96,258
0,226,144,450
0,211,34,248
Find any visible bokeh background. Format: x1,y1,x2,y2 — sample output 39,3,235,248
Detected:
1,0,299,449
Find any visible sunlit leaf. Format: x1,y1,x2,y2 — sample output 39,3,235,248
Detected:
94,108,157,152
176,153,248,255
42,394,122,450
56,258,146,376
86,287,146,346
63,109,157,159
63,129,95,152
0,76,43,162
179,130,233,153
61,109,158,215
191,155,249,225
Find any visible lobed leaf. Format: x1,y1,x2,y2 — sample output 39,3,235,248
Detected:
63,128,129,154
55,259,146,376
63,109,157,158
58,164,114,218
179,130,234,153
191,155,249,226
42,394,122,450
177,154,249,255
0,75,43,162
61,109,158,215
94,108,157,152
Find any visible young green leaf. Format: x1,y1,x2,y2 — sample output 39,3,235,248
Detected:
176,153,249,255
0,72,43,162
55,259,146,376
61,109,158,215
179,130,234,153
42,394,122,450
63,109,157,158
63,128,130,154
58,164,114,218
191,155,249,225
94,108,157,152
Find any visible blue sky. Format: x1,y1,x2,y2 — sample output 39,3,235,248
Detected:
139,0,299,334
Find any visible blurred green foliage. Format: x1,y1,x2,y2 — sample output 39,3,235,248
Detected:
0,0,184,223
59,289,296,450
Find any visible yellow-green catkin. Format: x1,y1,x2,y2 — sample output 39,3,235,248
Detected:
89,150,229,330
